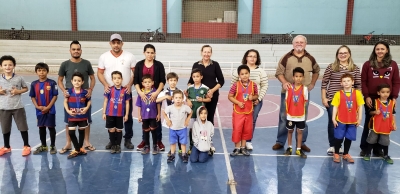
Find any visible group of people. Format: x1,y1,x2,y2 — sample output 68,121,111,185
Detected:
0,33,397,164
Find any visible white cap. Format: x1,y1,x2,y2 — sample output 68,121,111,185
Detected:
110,34,122,41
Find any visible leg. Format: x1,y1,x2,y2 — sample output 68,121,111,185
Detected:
190,146,200,163
334,138,343,155
205,92,219,125
300,94,310,144
326,101,335,147
360,102,372,152
63,109,72,150
14,108,30,147
343,138,352,155
48,127,56,147
39,127,47,147
296,129,302,149
124,96,134,149
189,128,193,149
69,130,79,152
84,105,94,149
78,128,85,150
287,130,293,147
275,93,288,148
198,151,209,163
248,100,263,142
170,143,176,154
109,128,116,145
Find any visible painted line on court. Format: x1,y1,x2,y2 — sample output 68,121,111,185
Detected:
358,125,400,147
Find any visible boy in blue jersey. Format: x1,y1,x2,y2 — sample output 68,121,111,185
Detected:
30,63,58,154
64,72,91,159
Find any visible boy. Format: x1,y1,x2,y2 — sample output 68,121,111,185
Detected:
332,73,364,163
228,65,258,156
284,67,308,158
102,71,131,154
64,72,91,159
163,90,192,163
187,68,210,155
136,74,161,155
0,55,31,156
364,84,396,164
30,62,58,155
156,72,188,155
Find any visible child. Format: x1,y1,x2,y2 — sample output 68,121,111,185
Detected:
163,90,192,163
64,72,91,159
156,72,188,156
187,68,210,155
364,83,396,164
136,74,161,155
29,62,58,155
332,73,364,163
284,67,308,158
0,55,31,156
102,71,131,154
190,106,215,163
228,65,258,156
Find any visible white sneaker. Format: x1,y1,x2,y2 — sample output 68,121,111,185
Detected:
246,142,253,150
327,147,334,155
339,147,344,154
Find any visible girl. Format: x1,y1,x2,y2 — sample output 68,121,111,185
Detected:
190,106,215,163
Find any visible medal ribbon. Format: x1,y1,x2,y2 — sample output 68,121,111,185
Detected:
379,101,389,119
292,84,302,104
242,81,249,100
194,84,202,98
114,87,122,109
73,88,82,114
344,89,353,110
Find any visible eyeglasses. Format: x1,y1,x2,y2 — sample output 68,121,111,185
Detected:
338,52,349,55
247,56,257,58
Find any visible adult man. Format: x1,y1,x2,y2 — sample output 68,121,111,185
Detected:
272,35,320,152
97,34,136,149
58,40,96,153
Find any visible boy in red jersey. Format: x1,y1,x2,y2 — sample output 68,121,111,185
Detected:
102,71,131,154
364,83,396,164
332,73,364,163
228,65,258,156
284,67,308,158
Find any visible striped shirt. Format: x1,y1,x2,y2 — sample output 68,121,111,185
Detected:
104,86,131,117
29,79,58,115
66,88,90,121
229,81,258,96
321,64,361,101
231,66,268,101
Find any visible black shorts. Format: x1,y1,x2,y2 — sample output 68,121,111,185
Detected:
68,120,88,129
105,116,124,130
286,121,305,130
142,119,157,132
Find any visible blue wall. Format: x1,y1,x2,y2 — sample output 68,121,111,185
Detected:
260,0,347,34
237,0,253,34
0,0,71,30
167,0,182,33
77,0,162,32
352,0,400,35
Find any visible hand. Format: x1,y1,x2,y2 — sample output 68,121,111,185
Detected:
10,86,18,96
207,89,214,98
187,100,193,108
393,98,397,105
138,91,148,102
85,89,92,97
197,97,203,102
184,89,188,97
167,95,172,101
366,97,372,108
103,85,111,94
0,86,6,95
184,119,189,127
123,84,131,94
393,125,397,131
42,106,50,114
63,90,70,98
356,119,362,127
238,102,245,109
332,119,338,128
248,94,253,101
81,108,88,114
253,99,259,106
282,82,292,91
166,119,172,127
138,116,142,123
156,114,160,122
149,91,159,102
322,98,329,108
68,110,76,117
102,114,106,120
308,83,315,91
124,115,128,122
375,110,381,115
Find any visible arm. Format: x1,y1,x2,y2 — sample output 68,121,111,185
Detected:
332,106,338,127
86,74,96,97
150,82,164,102
83,100,91,114
308,62,320,91
31,97,43,111
192,122,199,146
230,70,239,86
361,62,371,107
354,66,362,90
207,62,225,98
185,110,193,127
43,96,58,113
321,65,332,107
257,68,268,101
156,103,161,121
228,93,244,109
391,61,400,99
124,68,135,94
124,99,130,122
102,97,108,120
97,69,110,93
277,74,291,91
356,105,363,126
137,107,142,122
163,109,172,127
64,98,75,116
57,76,69,97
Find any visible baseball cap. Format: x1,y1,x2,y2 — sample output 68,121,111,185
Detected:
110,34,122,41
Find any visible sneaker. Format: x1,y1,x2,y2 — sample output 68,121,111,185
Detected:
115,145,121,153
0,147,11,156
152,145,159,155
343,154,354,163
296,149,307,158
383,155,393,164
178,149,182,156
167,150,171,157
240,147,250,156
333,153,340,163
124,139,134,149
246,142,253,150
272,143,283,150
141,146,150,155
187,149,191,155
110,145,116,154
157,141,165,151
79,148,87,155
284,147,292,156
373,150,384,157
182,154,189,163
105,141,112,149
363,154,371,161
67,150,80,159
22,146,31,156
49,146,57,155
339,147,344,154
327,147,334,156
301,144,311,152
33,146,48,155
230,148,240,157
137,141,145,150
167,154,175,163
360,150,366,157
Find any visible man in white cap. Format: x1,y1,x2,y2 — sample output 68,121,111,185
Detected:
97,34,136,150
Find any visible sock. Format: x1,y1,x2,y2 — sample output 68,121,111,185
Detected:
20,131,30,147
108,130,111,141
343,138,352,155
3,132,10,148
288,145,292,148
382,145,389,156
78,129,85,149
39,127,47,147
366,143,373,155
151,130,157,147
109,132,116,145
48,127,56,147
334,138,342,154
116,132,123,146
69,130,79,151
297,148,301,150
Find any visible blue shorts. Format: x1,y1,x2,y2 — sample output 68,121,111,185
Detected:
169,128,188,145
37,114,56,127
64,105,92,124
334,122,357,141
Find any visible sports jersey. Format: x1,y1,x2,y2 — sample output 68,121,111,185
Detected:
136,88,158,119
66,88,90,121
187,84,209,118
104,86,131,117
29,79,58,115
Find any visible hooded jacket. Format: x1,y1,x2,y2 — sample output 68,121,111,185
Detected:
192,106,214,152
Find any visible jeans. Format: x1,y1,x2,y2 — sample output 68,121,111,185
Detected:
247,100,263,142
190,146,209,163
276,93,309,146
123,94,133,139
325,101,335,147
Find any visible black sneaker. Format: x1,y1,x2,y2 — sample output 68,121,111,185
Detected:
284,148,292,156
373,150,384,157
383,155,393,164
141,146,150,155
49,146,57,155
124,139,134,149
115,145,121,154
152,145,159,155
167,154,175,163
105,141,112,149
110,145,116,154
296,149,307,158
33,146,48,155
230,148,240,157
182,154,189,163
359,150,365,157
240,148,250,156
167,150,171,157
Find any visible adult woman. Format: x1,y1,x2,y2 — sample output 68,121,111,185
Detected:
188,45,225,125
321,45,361,155
230,49,268,150
134,44,166,151
360,41,400,156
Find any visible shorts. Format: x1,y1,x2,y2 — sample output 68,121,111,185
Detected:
169,128,188,144
286,120,305,130
142,119,157,132
105,116,124,130
64,104,92,124
37,114,56,127
334,122,357,141
232,113,253,143
68,120,88,129
0,108,29,134
366,130,390,146
188,118,196,128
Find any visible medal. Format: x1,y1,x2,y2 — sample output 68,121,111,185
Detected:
114,105,117,109
292,84,302,106
348,109,351,112
344,89,353,111
40,89,44,94
243,93,249,101
380,101,389,121
294,102,298,106
146,108,150,112
241,82,249,101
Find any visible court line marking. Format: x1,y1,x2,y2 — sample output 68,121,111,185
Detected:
358,126,400,147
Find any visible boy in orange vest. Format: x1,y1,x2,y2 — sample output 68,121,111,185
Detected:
228,65,258,156
284,67,308,158
364,83,396,164
332,73,364,163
